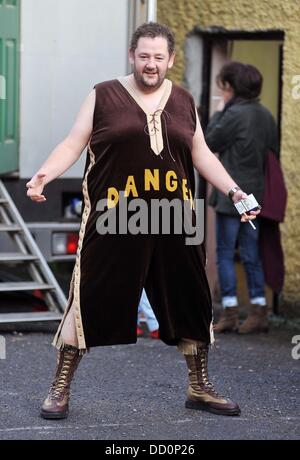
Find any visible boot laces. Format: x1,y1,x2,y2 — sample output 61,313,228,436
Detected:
198,349,220,397
49,349,78,400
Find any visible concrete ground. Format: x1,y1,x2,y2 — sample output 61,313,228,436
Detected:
0,319,299,440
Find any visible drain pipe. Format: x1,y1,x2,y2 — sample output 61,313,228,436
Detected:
147,0,157,22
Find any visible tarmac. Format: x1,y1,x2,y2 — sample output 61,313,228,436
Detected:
0,318,299,440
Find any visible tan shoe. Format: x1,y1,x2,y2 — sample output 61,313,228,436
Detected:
184,344,241,416
238,305,269,334
41,344,83,419
213,307,239,333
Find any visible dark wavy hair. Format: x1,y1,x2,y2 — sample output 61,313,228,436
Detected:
217,61,263,100
130,22,175,55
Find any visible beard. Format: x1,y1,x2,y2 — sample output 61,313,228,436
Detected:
133,66,165,91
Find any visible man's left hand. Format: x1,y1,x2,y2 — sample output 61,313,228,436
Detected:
231,190,261,222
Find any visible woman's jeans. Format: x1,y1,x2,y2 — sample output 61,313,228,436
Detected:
216,213,266,308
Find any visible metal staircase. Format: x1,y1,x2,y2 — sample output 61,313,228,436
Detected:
0,180,66,324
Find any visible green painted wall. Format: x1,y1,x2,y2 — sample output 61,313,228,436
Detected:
158,0,300,312
232,40,281,121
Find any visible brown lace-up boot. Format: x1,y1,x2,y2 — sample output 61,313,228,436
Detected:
41,344,83,419
183,343,241,416
238,305,269,334
213,307,239,333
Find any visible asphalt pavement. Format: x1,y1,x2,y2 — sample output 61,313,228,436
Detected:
0,320,299,440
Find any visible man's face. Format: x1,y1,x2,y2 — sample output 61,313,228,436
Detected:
129,36,175,91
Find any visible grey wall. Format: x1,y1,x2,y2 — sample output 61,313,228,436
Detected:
20,0,129,178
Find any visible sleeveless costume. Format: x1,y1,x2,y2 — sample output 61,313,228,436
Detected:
53,78,214,352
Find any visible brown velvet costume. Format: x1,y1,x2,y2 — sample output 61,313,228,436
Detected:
53,78,214,352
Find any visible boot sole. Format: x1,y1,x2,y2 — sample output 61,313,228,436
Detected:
40,410,68,420
185,400,241,416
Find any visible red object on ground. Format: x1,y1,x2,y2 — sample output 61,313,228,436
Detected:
32,289,47,311
149,329,159,339
136,326,144,337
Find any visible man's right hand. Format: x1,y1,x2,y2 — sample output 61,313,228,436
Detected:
26,173,47,202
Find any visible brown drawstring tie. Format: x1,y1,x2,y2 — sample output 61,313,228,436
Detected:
144,109,175,162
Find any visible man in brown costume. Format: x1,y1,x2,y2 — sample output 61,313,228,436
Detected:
27,23,259,419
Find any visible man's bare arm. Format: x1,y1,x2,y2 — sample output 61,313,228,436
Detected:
26,90,95,202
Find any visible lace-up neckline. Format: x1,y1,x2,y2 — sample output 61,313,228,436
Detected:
117,77,174,160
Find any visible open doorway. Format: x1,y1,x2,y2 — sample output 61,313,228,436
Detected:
185,29,284,313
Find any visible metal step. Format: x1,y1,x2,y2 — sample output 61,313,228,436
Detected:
0,253,38,262
0,281,55,292
0,311,62,323
0,224,22,232
0,180,67,322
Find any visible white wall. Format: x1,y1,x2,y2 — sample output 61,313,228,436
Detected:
20,0,128,178
183,34,203,108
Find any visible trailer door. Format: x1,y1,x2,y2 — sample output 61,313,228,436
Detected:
0,0,20,175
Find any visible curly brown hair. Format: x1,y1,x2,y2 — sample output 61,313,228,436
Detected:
130,22,175,55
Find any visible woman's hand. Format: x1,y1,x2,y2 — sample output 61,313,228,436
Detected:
216,97,225,111
26,173,47,203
